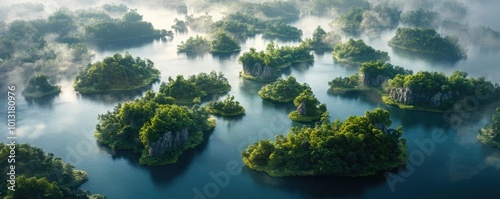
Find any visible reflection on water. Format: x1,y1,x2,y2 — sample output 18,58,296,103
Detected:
79,83,156,105
390,47,461,67
91,37,169,52
24,93,59,108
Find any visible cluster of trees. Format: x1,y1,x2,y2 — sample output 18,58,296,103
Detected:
333,4,400,35
159,71,231,104
334,7,365,35
239,1,300,22
311,0,369,15
333,39,390,65
388,28,465,58
95,90,215,165
400,9,439,28
242,108,407,177
0,143,104,198
74,53,160,93
210,31,241,53
478,108,500,148
22,74,61,98
239,42,313,81
206,95,245,116
386,71,500,109
263,22,303,39
177,35,211,53
328,74,361,93
258,76,310,103
289,88,327,122
172,18,188,32
303,26,341,52
184,14,213,32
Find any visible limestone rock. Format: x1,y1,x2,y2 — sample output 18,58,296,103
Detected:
297,102,307,115
242,63,277,81
148,128,189,157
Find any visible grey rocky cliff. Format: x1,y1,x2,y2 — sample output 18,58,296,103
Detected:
389,87,454,108
148,128,189,157
297,102,307,115
361,72,390,87
242,63,277,81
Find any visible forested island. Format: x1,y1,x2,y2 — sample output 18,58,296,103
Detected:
333,39,390,66
242,108,407,177
388,28,466,58
159,71,231,104
177,32,240,54
206,95,245,117
328,61,412,93
74,53,160,93
177,35,211,53
400,9,439,28
478,108,500,148
172,18,187,32
94,91,216,166
258,76,310,103
0,143,104,199
288,88,327,122
303,26,340,52
239,42,313,82
333,5,401,36
22,74,61,98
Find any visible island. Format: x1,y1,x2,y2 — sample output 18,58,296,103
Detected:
172,18,187,32
333,39,390,66
288,88,327,122
206,95,245,117
242,108,407,177
263,22,303,40
159,71,231,104
258,76,310,103
74,53,160,93
22,74,61,98
210,31,241,54
384,71,500,112
239,42,313,82
388,28,466,58
177,35,211,53
303,26,341,52
94,90,216,166
477,108,500,148
0,143,104,198
400,9,438,28
238,1,300,22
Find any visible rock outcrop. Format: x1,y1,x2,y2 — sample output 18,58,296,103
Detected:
242,63,277,81
361,72,390,87
297,102,307,115
389,87,454,108
148,128,189,157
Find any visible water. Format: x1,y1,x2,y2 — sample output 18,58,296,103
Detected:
2,6,500,199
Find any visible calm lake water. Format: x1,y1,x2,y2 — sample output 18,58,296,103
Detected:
2,5,500,199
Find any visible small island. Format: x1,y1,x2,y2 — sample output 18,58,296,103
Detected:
177,35,211,53
242,108,407,177
333,39,390,66
94,90,216,166
171,18,187,32
22,73,61,98
159,71,231,104
388,28,466,58
206,95,245,117
0,143,104,198
210,32,241,54
258,76,310,103
74,53,160,94
477,108,500,148
239,42,313,82
303,26,341,52
263,22,302,39
288,88,327,122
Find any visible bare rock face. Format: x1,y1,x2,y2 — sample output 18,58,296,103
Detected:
148,128,189,157
389,87,454,108
297,102,307,115
389,87,414,104
362,72,389,87
242,63,277,81
429,91,453,108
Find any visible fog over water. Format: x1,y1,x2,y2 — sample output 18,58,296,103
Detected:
1,1,500,199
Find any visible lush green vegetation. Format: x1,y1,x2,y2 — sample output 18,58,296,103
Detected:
388,28,466,58
239,1,300,22
172,18,188,32
333,39,390,66
263,22,303,39
242,108,407,177
333,5,401,35
210,31,241,53
478,108,500,148
0,143,104,198
206,95,245,116
159,71,231,104
185,14,213,32
400,9,439,28
239,42,313,81
74,53,160,93
303,26,340,51
328,74,363,93
288,88,327,122
177,35,211,53
385,71,500,111
95,91,216,165
311,0,369,15
258,76,310,103
22,74,61,98
335,7,365,35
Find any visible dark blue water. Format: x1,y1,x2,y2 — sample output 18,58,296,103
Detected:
1,5,500,199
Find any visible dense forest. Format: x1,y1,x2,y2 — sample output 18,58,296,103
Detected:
388,28,465,58
303,26,340,52
74,53,160,93
239,42,313,81
258,76,310,103
94,91,216,165
22,73,61,98
243,108,407,177
0,143,104,198
288,88,327,122
206,95,245,116
159,71,231,104
333,39,390,66
478,108,500,148
400,9,439,28
177,35,211,53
